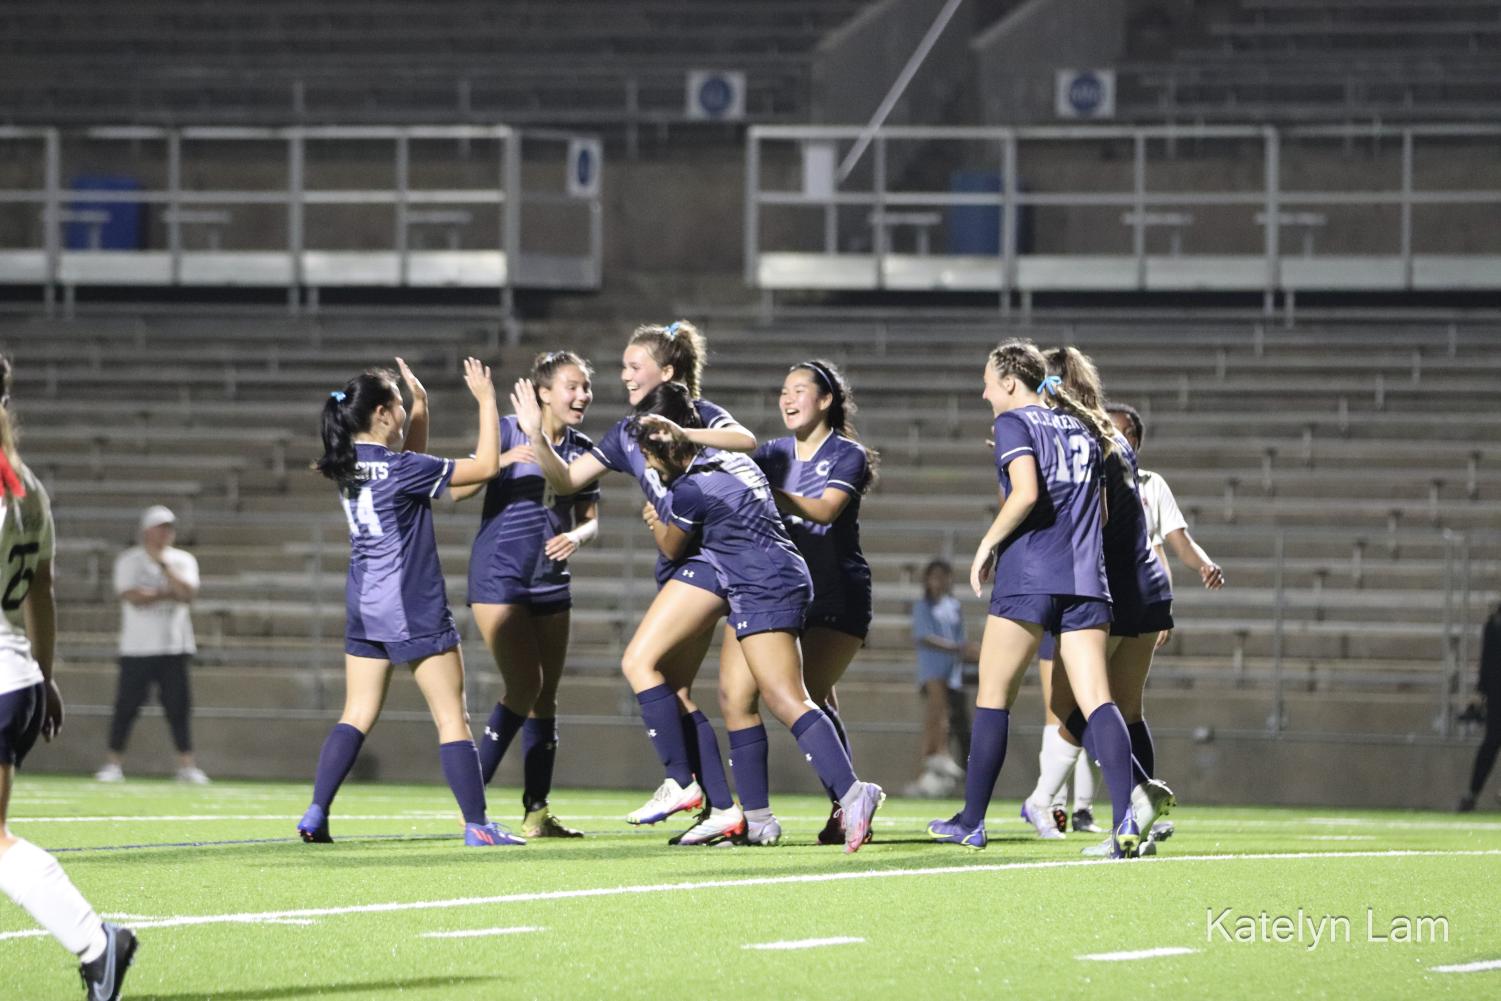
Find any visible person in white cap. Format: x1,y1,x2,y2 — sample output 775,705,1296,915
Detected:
94,505,207,784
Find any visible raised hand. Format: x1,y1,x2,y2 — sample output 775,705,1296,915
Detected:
394,356,427,403
462,357,495,403
510,378,543,438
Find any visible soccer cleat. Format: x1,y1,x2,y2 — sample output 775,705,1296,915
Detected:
1149,819,1175,841
927,815,987,850
1137,837,1158,857
1130,779,1176,835
840,782,885,854
925,753,965,781
175,766,211,785
93,763,123,783
672,806,746,846
737,814,783,846
901,769,955,799
1051,806,1069,833
1071,806,1103,833
667,803,712,845
1113,814,1142,858
464,821,526,846
1079,836,1118,858
521,808,584,838
817,805,844,845
626,778,704,826
1457,793,1477,813
297,804,333,844
79,922,137,1001
1020,798,1066,840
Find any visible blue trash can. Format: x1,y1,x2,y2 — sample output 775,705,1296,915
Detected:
946,171,1031,255
67,175,144,251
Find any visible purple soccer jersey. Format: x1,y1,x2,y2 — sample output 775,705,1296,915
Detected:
468,415,598,605
990,405,1110,602
341,443,457,642
752,432,872,594
590,397,737,518
1102,433,1172,613
664,451,812,613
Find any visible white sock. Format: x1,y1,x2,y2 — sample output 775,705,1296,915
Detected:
1073,750,1099,812
0,839,107,961
1029,725,1081,807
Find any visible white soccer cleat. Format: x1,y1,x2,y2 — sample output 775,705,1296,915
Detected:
737,814,783,846
626,778,704,826
175,766,211,785
1020,797,1066,840
673,805,747,846
925,753,965,781
901,769,954,799
93,763,124,783
1130,779,1176,834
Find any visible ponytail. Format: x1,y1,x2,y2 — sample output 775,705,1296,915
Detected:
792,358,880,492
1042,346,1118,454
629,319,707,398
315,368,399,490
989,339,1115,456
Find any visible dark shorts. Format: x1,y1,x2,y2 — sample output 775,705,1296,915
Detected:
469,585,572,617
658,556,728,599
804,578,873,641
990,593,1112,635
1038,630,1057,662
729,606,808,640
0,682,46,769
1110,599,1174,638
346,624,462,664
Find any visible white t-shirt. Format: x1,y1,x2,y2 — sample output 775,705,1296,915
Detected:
0,465,52,697
115,544,199,656
1138,468,1188,548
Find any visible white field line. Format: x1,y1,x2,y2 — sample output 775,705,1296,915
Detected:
420,926,545,939
1303,835,1376,841
2,848,1498,945
1432,959,1501,974
1078,946,1198,962
743,936,865,951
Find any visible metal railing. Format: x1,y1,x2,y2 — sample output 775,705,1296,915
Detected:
744,121,1501,312
0,124,603,315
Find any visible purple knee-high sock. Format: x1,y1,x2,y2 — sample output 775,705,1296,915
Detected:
727,724,770,812
438,740,488,825
689,711,734,810
478,703,526,785
790,709,857,801
311,722,365,812
1082,702,1137,831
680,712,705,785
521,717,557,812
1127,720,1155,779
636,685,695,787
957,708,1009,829
820,702,854,803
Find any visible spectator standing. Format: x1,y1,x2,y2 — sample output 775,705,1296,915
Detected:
906,559,974,797
94,506,207,784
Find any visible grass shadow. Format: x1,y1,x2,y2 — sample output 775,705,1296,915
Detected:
132,974,499,1001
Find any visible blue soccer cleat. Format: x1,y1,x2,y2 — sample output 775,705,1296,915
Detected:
464,821,526,847
297,804,332,844
928,814,987,850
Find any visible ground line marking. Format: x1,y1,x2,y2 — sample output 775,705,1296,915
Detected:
743,936,865,951
2,848,1497,943
1432,959,1501,974
1077,946,1198,962
420,926,545,940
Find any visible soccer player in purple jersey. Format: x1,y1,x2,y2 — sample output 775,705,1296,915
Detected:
725,359,878,846
298,357,524,848
633,383,885,853
1019,349,1178,855
928,340,1146,858
508,321,755,841
0,356,138,1001
453,350,598,838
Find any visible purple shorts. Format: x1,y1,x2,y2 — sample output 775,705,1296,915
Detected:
729,605,807,640
989,593,1112,636
0,682,45,769
346,624,462,665
659,556,728,599
469,588,572,617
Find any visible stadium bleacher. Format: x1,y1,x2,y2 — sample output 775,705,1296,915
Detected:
3,311,1495,805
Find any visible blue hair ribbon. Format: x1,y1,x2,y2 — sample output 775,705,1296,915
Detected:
330,390,347,402
1036,375,1062,396
663,321,681,339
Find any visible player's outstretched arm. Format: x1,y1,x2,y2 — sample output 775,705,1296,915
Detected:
449,358,502,487
509,378,609,494
394,356,429,455
23,559,62,740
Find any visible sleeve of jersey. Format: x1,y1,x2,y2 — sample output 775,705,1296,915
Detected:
826,443,869,495
1154,474,1189,537
911,600,936,641
666,480,705,532
992,414,1034,470
397,451,455,499
694,398,737,430
589,419,631,473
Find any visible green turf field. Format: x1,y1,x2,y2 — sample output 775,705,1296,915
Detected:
5,776,1500,1000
